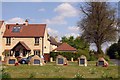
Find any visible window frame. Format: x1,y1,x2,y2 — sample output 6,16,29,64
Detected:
34,50,40,56
6,37,11,45
34,37,40,45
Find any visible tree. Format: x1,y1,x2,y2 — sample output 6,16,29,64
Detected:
78,2,118,54
61,36,89,50
107,38,120,59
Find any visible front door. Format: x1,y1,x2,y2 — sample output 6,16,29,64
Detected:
15,51,20,57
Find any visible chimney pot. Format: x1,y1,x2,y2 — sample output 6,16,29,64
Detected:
25,19,28,26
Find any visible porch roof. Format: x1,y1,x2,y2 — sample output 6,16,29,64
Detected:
11,41,31,51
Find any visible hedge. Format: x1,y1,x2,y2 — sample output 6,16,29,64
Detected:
50,51,110,61
50,51,89,61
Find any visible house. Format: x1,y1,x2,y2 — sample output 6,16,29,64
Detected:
49,36,62,51
0,21,6,61
1,20,50,61
53,43,76,52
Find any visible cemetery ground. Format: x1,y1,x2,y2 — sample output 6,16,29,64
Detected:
1,61,119,79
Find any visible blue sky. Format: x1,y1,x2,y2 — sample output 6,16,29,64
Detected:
2,2,81,40
1,2,119,52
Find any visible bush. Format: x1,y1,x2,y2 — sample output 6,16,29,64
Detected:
50,51,90,61
89,55,97,61
104,55,110,61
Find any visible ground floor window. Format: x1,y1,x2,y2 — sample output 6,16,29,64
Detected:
34,50,40,56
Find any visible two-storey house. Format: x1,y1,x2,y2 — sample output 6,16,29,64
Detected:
2,20,50,61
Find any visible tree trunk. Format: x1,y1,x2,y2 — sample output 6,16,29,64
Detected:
96,43,104,54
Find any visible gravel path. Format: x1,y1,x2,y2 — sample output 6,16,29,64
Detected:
110,59,120,66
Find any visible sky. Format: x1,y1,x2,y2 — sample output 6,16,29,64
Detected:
1,1,119,52
2,2,81,39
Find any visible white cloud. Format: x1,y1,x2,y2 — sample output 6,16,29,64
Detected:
68,26,79,32
54,3,78,17
65,33,79,38
38,8,46,12
6,17,25,24
43,16,67,25
2,0,118,2
43,3,78,25
47,27,58,36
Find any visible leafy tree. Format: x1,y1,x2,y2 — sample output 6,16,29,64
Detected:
107,38,120,59
61,36,89,50
78,2,118,54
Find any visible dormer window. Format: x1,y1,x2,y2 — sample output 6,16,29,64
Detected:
12,26,21,32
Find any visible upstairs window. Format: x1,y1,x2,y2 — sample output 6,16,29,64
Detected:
12,26,21,32
35,37,39,45
6,37,11,45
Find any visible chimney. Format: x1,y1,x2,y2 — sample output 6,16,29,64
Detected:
24,19,28,26
16,23,19,25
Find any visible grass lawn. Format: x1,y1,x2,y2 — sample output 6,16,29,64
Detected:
1,61,119,78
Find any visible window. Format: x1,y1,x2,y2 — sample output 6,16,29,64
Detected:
35,37,39,45
34,50,40,56
6,37,11,45
12,26,21,32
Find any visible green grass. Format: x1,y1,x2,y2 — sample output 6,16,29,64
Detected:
2,61,119,78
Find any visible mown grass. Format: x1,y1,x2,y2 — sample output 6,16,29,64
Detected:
2,61,119,78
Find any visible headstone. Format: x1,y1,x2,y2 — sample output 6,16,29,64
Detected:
78,55,87,66
29,55,44,66
56,55,68,65
4,56,17,65
34,59,40,64
96,57,108,67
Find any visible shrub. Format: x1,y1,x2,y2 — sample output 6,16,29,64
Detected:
50,51,90,61
89,55,97,61
104,55,110,61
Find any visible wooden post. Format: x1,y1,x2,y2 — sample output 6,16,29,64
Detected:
50,57,53,62
71,57,73,62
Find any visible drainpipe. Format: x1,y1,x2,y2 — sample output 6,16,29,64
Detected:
42,37,44,56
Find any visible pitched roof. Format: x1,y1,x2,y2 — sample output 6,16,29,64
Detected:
53,43,76,51
0,21,4,29
3,24,46,37
12,41,31,50
49,36,62,46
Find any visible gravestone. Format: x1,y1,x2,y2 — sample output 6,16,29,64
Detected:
34,59,40,64
29,55,44,66
4,56,17,65
96,57,108,67
78,55,87,66
56,55,68,65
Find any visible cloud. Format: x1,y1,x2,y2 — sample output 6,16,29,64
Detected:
54,3,78,17
43,16,67,25
38,8,46,12
6,17,25,24
68,26,79,32
43,3,78,25
47,27,58,36
65,33,79,38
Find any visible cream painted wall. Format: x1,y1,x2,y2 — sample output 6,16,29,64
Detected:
43,29,50,54
50,44,57,51
0,22,6,60
2,37,43,56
